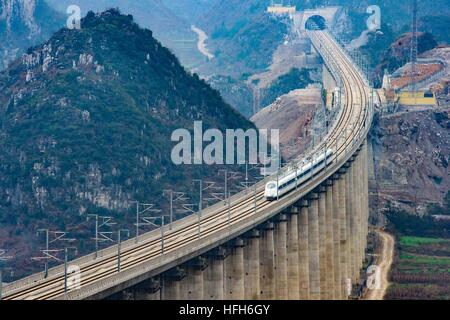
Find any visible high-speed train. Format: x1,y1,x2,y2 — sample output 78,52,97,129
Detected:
264,149,335,201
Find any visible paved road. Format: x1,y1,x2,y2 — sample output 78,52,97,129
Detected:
364,229,395,300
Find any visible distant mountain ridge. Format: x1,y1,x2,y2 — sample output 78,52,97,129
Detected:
0,9,253,277
44,0,205,68
0,0,63,70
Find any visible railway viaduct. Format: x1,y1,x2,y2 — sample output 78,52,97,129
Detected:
2,30,376,301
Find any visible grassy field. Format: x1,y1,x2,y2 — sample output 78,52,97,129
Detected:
386,235,450,300
399,236,450,247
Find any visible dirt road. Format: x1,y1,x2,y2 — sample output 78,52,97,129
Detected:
364,229,395,300
191,25,214,60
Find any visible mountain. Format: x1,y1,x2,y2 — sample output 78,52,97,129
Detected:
0,0,63,70
0,9,254,277
44,0,205,68
195,0,450,75
197,0,288,77
371,108,450,214
161,0,219,24
372,32,438,82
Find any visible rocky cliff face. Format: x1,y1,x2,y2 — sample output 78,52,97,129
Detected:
0,9,253,278
0,0,63,70
371,108,450,213
251,88,323,161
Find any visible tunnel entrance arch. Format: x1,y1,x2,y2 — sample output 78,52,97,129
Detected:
305,15,327,30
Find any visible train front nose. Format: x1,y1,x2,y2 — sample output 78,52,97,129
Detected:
265,182,278,200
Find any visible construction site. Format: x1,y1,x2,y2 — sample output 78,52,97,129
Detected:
382,0,449,111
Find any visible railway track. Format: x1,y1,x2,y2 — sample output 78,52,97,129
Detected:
3,30,373,300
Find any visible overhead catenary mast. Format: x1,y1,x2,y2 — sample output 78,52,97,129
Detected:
410,0,419,94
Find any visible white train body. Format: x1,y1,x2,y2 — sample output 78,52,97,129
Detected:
264,149,334,201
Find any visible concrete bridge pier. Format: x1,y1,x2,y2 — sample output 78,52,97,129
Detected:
244,230,260,300
181,257,206,300
119,276,161,300
324,180,335,299
307,193,321,300
287,207,300,300
353,150,363,275
331,175,342,299
161,267,185,300
134,277,161,300
345,159,356,285
363,142,370,258
204,247,226,300
225,238,245,299
274,214,288,300
318,187,328,299
364,142,369,263
337,169,349,299
259,222,275,299
298,200,310,299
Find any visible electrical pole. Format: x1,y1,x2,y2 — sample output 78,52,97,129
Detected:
116,229,130,272
87,215,115,258
228,191,232,230
410,0,418,93
135,202,139,243
163,190,174,228
33,230,75,276
253,183,257,214
64,247,78,295
193,179,203,239
133,202,160,243
37,229,49,278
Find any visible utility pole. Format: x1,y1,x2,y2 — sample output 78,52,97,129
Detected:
133,202,160,243
33,230,75,277
222,170,228,205
218,170,240,204
253,184,257,214
64,247,78,295
227,191,232,230
163,190,192,230
116,229,130,272
37,229,49,278
193,179,203,239
163,190,175,229
276,169,280,200
410,0,418,92
87,215,116,258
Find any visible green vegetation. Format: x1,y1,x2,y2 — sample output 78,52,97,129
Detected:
421,15,450,44
385,208,450,300
385,207,450,238
0,9,255,278
426,191,450,216
400,253,450,266
261,68,317,107
400,236,450,247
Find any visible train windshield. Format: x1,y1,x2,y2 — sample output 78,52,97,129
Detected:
267,182,277,190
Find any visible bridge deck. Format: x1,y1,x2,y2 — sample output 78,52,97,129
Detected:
3,31,373,300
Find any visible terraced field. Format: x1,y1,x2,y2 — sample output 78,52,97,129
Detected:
386,236,450,300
